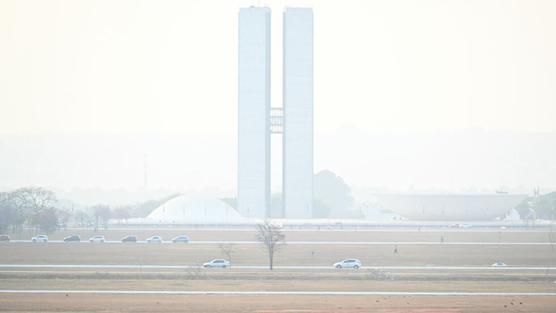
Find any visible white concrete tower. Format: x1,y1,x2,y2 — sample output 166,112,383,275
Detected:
237,7,271,218
283,8,314,218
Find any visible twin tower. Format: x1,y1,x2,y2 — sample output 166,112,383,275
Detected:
238,7,313,219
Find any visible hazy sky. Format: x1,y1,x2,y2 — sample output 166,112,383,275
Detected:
1,0,555,196
1,0,555,135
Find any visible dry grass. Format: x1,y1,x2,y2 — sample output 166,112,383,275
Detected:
1,277,555,292
0,241,555,267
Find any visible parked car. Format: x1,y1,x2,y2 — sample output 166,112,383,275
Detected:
31,235,48,242
333,259,362,269
491,261,507,267
172,235,189,243
63,235,81,242
0,235,10,242
146,235,163,243
203,259,230,268
89,235,105,243
121,235,137,243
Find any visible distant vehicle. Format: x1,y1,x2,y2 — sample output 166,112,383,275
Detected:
121,235,137,243
333,259,362,269
63,235,81,242
172,235,189,243
146,235,163,243
0,235,10,242
89,235,105,243
203,259,230,268
450,223,472,228
491,261,507,267
31,235,48,242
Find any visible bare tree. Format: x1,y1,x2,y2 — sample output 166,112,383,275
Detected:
219,244,234,269
549,223,556,252
57,210,71,230
91,204,112,232
11,187,56,213
28,208,59,233
256,221,285,270
112,207,131,224
74,211,91,228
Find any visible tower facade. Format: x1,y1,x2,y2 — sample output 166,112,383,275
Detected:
238,7,313,219
283,8,314,218
237,7,271,218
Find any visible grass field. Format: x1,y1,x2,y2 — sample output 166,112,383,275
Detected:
1,241,555,266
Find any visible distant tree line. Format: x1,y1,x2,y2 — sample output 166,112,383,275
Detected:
0,188,181,234
515,191,556,220
0,187,60,233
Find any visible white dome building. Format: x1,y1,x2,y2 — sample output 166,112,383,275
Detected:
146,194,249,224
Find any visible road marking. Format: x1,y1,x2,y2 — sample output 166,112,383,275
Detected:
0,264,553,271
62,227,555,233
7,240,554,245
0,290,555,296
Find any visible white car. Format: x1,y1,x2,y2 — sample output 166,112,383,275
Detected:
31,235,48,242
333,259,362,269
146,235,163,243
203,259,230,268
89,235,105,243
491,261,507,267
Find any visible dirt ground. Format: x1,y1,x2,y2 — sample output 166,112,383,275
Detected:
1,278,555,292
0,294,554,313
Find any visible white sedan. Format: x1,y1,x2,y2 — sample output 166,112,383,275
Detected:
146,236,163,243
31,235,48,242
333,259,362,269
491,261,507,267
203,259,230,268
89,235,105,243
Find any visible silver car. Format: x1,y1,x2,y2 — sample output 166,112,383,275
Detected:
203,259,230,268
146,235,163,243
31,235,48,242
333,259,362,269
89,235,105,243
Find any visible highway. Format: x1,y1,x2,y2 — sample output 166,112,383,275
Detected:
0,290,555,296
1,264,554,271
6,240,554,245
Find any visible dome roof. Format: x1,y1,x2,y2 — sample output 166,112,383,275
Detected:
373,194,528,221
147,194,247,224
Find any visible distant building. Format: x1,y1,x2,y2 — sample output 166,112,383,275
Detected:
237,7,271,218
283,8,314,218
238,7,314,219
374,194,528,221
147,195,248,224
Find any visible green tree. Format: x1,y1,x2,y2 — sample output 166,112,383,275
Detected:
313,170,354,218
29,208,59,233
112,207,131,224
0,193,17,233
